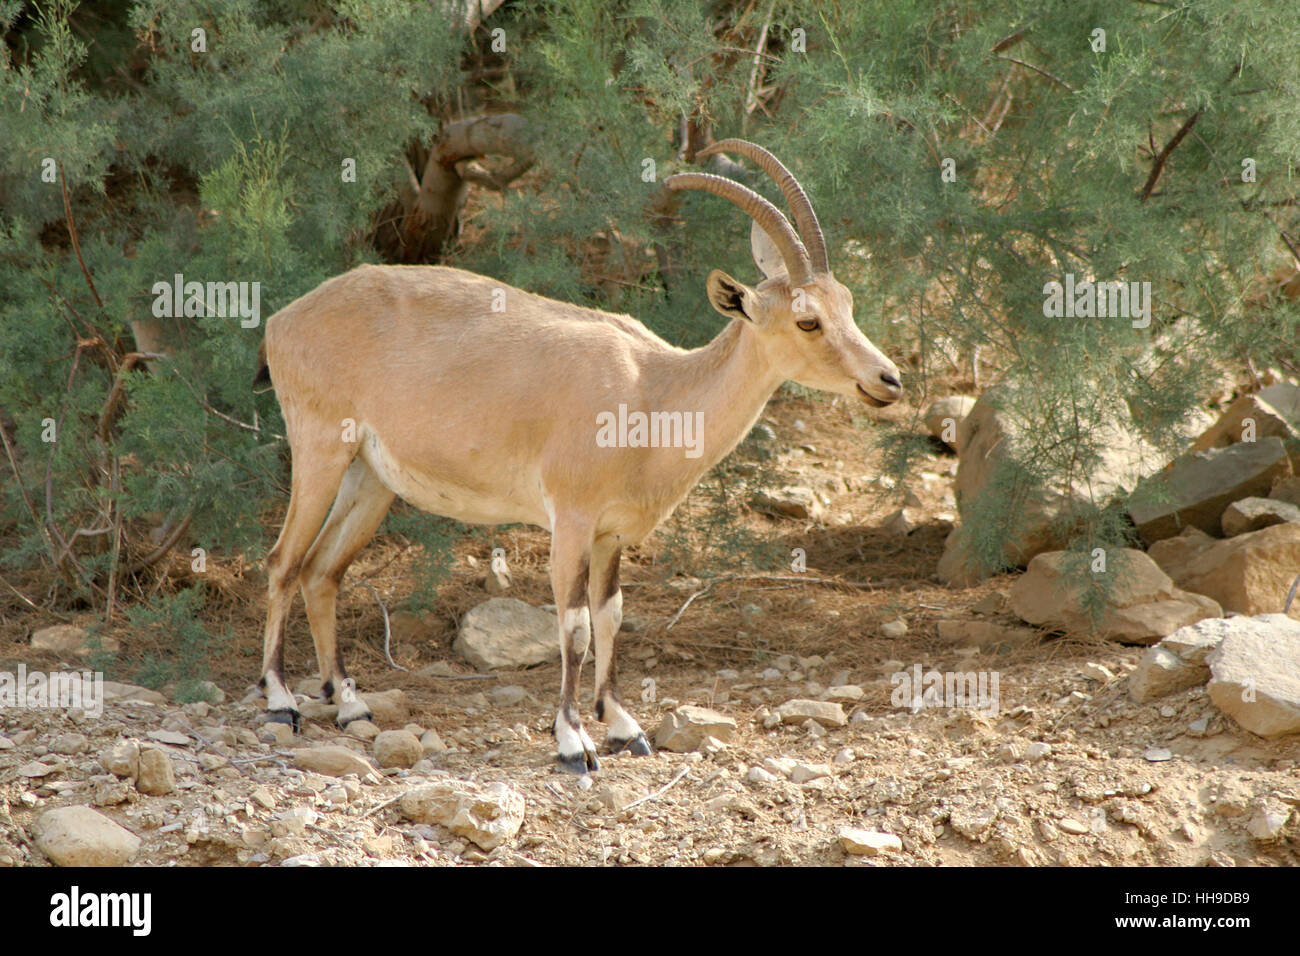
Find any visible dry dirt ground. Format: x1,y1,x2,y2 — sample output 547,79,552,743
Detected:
2,391,1298,867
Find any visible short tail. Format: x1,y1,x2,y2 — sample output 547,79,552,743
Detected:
253,339,271,390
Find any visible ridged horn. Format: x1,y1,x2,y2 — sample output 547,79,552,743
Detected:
697,139,829,274
664,172,812,286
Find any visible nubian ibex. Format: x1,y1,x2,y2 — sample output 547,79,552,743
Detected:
255,140,901,772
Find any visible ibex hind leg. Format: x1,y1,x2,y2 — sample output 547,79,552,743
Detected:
588,539,651,756
260,433,357,732
550,522,600,774
300,457,395,727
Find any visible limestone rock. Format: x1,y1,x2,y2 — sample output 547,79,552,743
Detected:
774,699,846,727
1129,438,1293,544
360,689,409,725
292,745,377,778
840,828,902,855
945,387,1159,581
883,508,916,536
1009,549,1222,643
749,486,824,521
1189,385,1300,454
1128,617,1238,702
100,740,140,779
372,730,423,769
135,747,176,795
1206,614,1300,737
1160,522,1300,618
454,599,559,670
654,705,737,752
924,395,977,451
399,779,525,850
34,806,140,867
1221,496,1300,536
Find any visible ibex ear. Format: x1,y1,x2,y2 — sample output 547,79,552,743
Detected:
750,220,787,280
706,270,759,322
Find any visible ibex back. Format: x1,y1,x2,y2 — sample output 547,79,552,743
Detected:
256,140,901,772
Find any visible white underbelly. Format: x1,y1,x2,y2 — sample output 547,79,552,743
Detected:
359,427,548,528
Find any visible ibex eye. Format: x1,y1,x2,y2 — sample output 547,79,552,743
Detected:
796,318,820,332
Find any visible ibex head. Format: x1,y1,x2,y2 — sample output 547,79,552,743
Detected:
667,140,902,408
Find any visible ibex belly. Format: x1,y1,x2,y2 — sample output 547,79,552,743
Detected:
358,426,548,528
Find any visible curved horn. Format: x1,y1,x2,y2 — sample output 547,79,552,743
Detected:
696,139,829,274
665,172,812,285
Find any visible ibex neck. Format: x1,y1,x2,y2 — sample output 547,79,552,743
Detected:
655,319,784,475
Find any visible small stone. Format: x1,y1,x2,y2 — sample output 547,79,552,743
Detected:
347,719,381,741
136,747,176,795
100,741,140,779
1025,742,1052,760
790,763,832,784
373,730,423,769
1159,705,1177,718
774,699,846,727
147,729,190,747
1081,663,1115,682
949,806,998,842
260,722,295,747
420,729,448,754
49,733,89,755
1187,716,1211,737
654,705,738,753
1246,808,1291,841
487,685,530,707
1057,818,1089,835
746,766,779,785
1144,747,1173,762
293,745,378,778
823,684,864,702
34,806,140,866
839,828,902,856
881,619,908,638
884,508,916,536
833,748,856,764
271,807,318,838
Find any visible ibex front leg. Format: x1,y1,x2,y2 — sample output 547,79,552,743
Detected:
550,522,599,774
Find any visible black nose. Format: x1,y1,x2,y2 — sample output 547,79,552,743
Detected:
881,372,902,390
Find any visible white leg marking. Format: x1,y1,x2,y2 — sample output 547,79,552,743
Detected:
604,701,643,742
264,674,297,713
554,709,587,757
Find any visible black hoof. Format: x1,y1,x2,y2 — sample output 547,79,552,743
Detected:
557,750,600,775
337,710,373,729
608,733,653,756
267,708,301,734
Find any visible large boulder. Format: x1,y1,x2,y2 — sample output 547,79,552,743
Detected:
1128,617,1235,702
1154,521,1300,618
1188,384,1300,454
939,388,1159,584
1128,438,1294,544
399,779,525,850
1206,614,1300,737
1221,496,1300,536
1009,549,1222,644
924,395,977,451
454,598,559,670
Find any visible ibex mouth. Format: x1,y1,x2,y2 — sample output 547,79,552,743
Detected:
857,383,893,408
